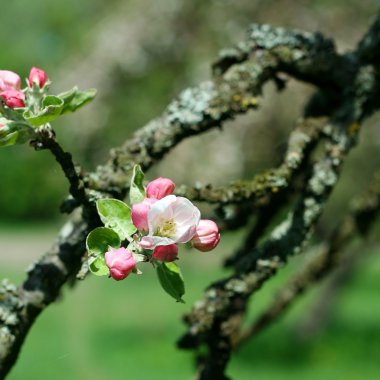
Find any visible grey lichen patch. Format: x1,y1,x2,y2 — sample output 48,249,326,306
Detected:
167,81,216,126
271,214,292,240
248,24,300,50
0,326,15,359
0,280,23,360
303,197,321,226
225,279,248,294
21,290,45,309
309,162,337,195
257,257,281,270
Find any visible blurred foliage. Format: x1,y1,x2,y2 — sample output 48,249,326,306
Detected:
1,0,380,230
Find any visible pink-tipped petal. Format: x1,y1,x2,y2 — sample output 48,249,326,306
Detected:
131,198,156,231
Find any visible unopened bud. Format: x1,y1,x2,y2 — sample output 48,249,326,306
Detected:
146,177,175,199
28,67,48,88
105,247,137,281
191,219,220,252
0,90,25,108
152,244,178,262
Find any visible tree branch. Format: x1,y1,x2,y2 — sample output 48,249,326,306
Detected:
233,168,380,347
31,126,89,211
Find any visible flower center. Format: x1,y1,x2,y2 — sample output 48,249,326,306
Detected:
155,217,176,238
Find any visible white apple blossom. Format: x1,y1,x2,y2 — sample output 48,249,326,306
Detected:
140,195,200,249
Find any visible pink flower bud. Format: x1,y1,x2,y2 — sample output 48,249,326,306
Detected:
131,197,157,231
0,90,25,108
146,177,176,199
28,67,48,88
105,247,137,281
152,244,178,262
191,219,220,252
0,70,21,91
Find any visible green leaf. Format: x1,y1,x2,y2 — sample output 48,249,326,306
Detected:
156,262,185,303
130,164,146,205
89,255,109,276
58,87,97,114
0,131,19,147
23,95,64,126
86,227,121,255
96,198,137,240
0,121,35,147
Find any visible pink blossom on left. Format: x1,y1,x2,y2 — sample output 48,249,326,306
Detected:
0,70,21,91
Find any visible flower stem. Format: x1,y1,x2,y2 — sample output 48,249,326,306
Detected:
31,125,89,209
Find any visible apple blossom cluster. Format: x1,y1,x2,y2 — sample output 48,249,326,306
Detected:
86,165,220,302
0,67,47,108
133,178,220,257
0,68,96,147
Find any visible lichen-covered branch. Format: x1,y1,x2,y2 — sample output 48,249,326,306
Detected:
88,24,345,197
177,14,380,379
233,168,380,348
177,120,353,379
175,117,326,205
0,214,88,375
31,127,89,210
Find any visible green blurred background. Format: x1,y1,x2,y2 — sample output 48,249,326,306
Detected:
1,0,380,379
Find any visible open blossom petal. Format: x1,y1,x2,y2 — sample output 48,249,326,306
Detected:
141,195,200,249
140,236,174,249
147,195,176,233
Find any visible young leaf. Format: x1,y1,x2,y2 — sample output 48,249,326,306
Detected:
130,164,146,205
86,227,121,255
156,262,185,303
0,120,34,147
58,87,97,114
96,198,137,240
89,255,109,276
0,131,19,147
23,95,64,126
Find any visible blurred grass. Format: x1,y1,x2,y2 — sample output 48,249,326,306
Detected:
2,231,380,380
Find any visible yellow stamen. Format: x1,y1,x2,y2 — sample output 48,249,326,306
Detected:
155,217,177,238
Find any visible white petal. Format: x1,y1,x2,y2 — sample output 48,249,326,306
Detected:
147,195,176,233
175,224,197,243
172,197,200,242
